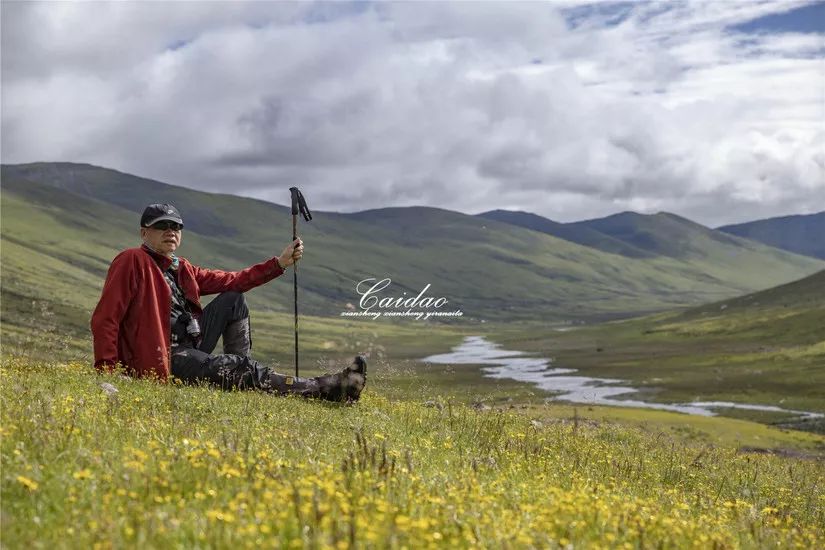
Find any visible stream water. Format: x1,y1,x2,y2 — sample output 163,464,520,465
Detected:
421,336,823,420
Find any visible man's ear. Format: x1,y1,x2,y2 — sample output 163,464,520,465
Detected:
139,227,147,240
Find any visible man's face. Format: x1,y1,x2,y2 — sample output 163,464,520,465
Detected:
140,222,182,256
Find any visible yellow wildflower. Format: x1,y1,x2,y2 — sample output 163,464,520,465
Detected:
16,475,38,491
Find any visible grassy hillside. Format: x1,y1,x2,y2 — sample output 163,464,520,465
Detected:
2,360,823,548
488,269,825,427
3,163,823,327
719,211,825,260
478,209,656,258
568,211,746,259
665,269,825,341
477,208,810,267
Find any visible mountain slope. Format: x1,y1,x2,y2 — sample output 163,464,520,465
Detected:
568,211,746,259
477,210,654,258
474,206,823,292
718,212,825,260
341,204,823,310
1,163,822,339
682,268,825,317
665,268,825,345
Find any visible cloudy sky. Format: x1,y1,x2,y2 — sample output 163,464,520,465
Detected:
2,1,823,226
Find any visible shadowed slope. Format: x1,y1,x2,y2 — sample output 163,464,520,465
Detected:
718,211,825,260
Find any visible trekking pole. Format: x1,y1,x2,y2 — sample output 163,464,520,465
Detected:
289,187,312,377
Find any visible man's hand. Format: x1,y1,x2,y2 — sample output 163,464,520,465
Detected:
279,238,304,267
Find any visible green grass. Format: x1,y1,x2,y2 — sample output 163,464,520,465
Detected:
2,360,824,549
520,403,825,453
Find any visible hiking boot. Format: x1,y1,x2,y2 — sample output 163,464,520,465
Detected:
266,356,367,402
266,372,321,398
316,355,367,402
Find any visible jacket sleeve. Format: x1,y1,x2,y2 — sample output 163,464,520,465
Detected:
193,257,285,296
91,251,138,372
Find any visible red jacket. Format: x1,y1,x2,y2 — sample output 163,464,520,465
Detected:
91,245,284,380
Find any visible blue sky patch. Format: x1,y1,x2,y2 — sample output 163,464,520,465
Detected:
563,1,636,29
166,39,190,52
731,1,825,34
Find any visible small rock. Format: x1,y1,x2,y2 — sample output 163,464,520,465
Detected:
100,382,119,406
423,400,444,411
472,402,491,411
530,419,543,428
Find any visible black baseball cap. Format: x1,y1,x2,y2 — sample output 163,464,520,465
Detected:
141,203,184,227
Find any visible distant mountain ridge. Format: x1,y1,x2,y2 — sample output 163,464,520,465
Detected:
480,208,822,261
479,210,654,258
568,211,751,259
718,212,825,260
480,209,759,259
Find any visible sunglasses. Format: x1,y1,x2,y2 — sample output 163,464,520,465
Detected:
150,221,183,231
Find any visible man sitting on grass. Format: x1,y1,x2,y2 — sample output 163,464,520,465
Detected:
91,203,366,401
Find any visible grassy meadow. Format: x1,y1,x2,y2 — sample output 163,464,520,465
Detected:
3,359,824,549
4,296,825,548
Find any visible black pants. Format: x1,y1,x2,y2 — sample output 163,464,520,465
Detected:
170,291,271,390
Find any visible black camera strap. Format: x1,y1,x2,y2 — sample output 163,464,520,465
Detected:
163,268,197,344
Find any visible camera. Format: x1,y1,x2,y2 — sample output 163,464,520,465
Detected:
186,315,201,338
174,312,201,342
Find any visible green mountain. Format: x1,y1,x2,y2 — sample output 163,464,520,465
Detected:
718,212,825,260
1,163,823,350
476,206,823,293
478,209,782,261
568,211,749,259
477,210,652,258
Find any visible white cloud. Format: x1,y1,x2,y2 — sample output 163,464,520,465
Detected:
2,1,823,226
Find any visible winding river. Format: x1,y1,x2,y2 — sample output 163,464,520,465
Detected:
421,336,823,420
